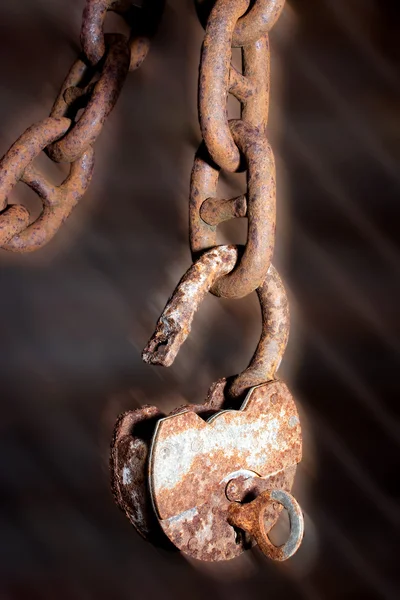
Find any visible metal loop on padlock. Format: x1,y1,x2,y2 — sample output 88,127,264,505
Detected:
228,488,304,561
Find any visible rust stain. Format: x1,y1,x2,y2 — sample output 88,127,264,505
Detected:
200,194,247,226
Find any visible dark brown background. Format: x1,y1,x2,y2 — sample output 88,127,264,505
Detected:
0,1,399,598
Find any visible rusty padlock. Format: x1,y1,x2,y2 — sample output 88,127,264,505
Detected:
111,246,304,561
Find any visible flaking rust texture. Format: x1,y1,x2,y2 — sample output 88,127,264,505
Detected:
149,380,302,561
199,0,250,172
81,0,165,71
142,245,237,367
48,34,130,163
142,247,289,397
4,147,94,253
110,381,228,541
0,117,70,210
228,488,304,561
189,120,277,300
0,116,94,252
229,264,290,398
195,0,285,47
110,405,165,541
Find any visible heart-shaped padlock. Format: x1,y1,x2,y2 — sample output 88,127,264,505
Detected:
150,380,302,561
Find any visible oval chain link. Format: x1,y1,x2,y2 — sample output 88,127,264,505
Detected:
48,33,130,163
190,119,276,299
0,0,162,252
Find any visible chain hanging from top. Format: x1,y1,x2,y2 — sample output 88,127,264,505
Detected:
0,0,164,252
143,0,288,398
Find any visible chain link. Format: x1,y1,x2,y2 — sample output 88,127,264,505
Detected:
190,119,276,299
193,0,282,300
0,0,163,252
146,0,288,396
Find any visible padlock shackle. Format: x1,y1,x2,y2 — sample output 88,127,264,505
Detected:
142,245,290,397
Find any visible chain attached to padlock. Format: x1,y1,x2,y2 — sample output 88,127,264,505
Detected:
112,0,304,563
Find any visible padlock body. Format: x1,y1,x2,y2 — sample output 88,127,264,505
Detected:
149,380,302,561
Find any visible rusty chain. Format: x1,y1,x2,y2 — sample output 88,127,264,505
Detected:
0,0,164,252
144,0,288,399
2,0,302,561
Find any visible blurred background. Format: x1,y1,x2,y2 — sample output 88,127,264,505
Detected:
0,0,399,598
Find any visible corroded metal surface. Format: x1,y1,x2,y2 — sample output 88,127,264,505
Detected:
143,246,289,397
4,149,94,253
0,205,30,245
110,405,165,541
228,488,304,561
0,117,94,252
142,246,237,366
81,0,165,71
0,0,161,252
240,34,270,129
198,2,271,173
199,0,250,172
0,117,71,210
195,0,285,47
149,380,302,561
191,0,280,300
190,120,276,299
110,382,228,541
231,0,285,46
229,263,290,398
200,194,247,226
48,34,130,163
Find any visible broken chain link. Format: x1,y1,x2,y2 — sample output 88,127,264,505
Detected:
145,0,287,397
0,0,163,252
